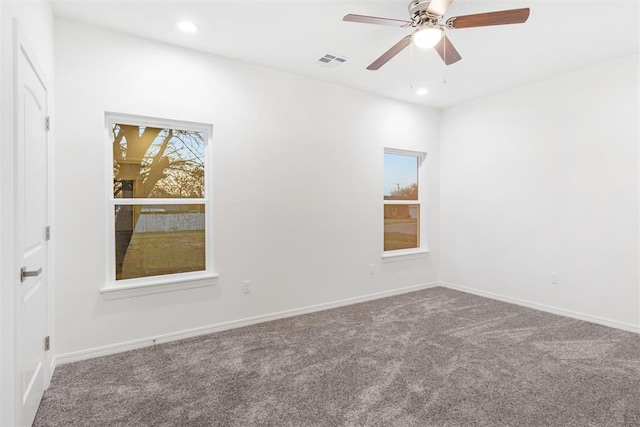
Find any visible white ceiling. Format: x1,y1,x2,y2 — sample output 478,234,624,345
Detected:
51,0,639,108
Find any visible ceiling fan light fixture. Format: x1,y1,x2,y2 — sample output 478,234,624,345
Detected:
412,26,444,49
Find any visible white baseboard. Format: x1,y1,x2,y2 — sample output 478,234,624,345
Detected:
55,282,440,366
439,281,640,334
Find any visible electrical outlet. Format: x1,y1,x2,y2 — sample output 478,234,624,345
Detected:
369,264,376,275
242,280,251,293
551,273,559,285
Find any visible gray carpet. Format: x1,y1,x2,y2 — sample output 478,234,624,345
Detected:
34,287,640,426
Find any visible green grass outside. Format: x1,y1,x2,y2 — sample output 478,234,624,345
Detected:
119,230,205,280
383,218,417,224
384,232,418,251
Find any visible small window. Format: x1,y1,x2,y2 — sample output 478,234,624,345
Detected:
106,113,214,287
383,149,426,254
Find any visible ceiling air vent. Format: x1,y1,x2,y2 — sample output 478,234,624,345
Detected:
316,54,348,68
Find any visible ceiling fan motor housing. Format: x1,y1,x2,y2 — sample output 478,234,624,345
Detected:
408,0,442,27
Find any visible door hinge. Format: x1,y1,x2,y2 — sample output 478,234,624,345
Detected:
45,226,51,241
45,116,50,131
44,336,50,351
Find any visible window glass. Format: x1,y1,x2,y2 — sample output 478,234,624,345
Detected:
384,204,419,251
113,124,205,199
114,205,205,280
383,153,418,200
383,150,424,253
107,114,212,285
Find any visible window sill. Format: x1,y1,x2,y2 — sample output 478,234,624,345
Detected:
382,248,430,263
100,272,219,300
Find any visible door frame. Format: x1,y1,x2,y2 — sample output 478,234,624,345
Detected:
10,19,55,425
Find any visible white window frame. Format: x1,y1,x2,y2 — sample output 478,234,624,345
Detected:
382,148,429,261
100,112,218,299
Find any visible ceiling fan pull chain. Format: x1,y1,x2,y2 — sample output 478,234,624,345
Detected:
439,36,447,85
443,38,448,83
409,42,415,90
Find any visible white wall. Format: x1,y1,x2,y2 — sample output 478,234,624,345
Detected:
0,1,55,425
54,19,440,358
440,54,640,330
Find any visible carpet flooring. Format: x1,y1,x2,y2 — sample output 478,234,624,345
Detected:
34,287,640,426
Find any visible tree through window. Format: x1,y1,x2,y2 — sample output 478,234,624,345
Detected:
108,114,212,282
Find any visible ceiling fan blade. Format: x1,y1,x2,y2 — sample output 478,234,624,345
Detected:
367,35,412,70
427,0,453,17
343,14,411,27
446,8,530,29
434,35,462,65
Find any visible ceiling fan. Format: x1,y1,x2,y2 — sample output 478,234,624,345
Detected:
343,0,530,70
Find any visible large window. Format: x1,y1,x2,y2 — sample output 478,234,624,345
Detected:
105,113,214,290
383,149,426,255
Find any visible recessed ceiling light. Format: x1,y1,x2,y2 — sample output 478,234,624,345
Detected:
416,88,429,96
177,21,199,33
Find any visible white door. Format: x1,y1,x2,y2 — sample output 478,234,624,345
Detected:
16,40,50,426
